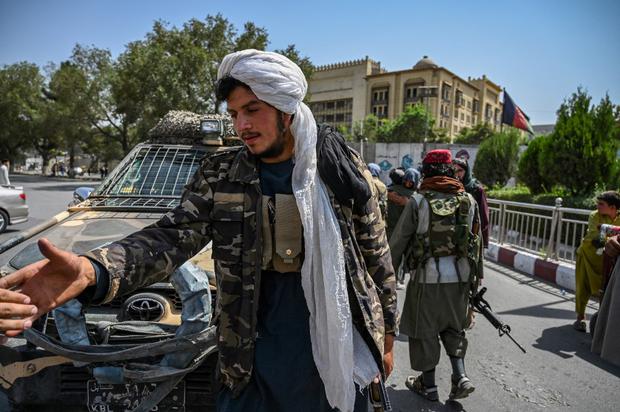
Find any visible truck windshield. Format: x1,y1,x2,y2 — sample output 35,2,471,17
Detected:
98,145,207,198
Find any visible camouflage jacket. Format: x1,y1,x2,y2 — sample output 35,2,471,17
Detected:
85,131,397,396
372,176,388,221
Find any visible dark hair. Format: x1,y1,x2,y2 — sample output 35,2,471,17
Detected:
389,168,405,185
422,162,456,179
597,191,620,209
215,76,251,102
1,159,8,164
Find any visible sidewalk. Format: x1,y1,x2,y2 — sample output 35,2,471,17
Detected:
14,171,103,182
485,242,576,292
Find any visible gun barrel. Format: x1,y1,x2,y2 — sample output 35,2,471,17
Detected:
472,288,527,354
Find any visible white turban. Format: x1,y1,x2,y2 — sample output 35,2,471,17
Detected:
217,50,378,411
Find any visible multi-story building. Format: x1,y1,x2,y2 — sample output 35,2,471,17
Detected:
308,56,503,140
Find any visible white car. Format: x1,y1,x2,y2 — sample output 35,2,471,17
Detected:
0,185,28,233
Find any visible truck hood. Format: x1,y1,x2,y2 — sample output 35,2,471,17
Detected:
0,210,163,271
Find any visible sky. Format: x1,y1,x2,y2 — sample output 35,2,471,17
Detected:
1,0,619,125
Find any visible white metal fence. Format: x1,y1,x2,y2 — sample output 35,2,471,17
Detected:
488,198,591,264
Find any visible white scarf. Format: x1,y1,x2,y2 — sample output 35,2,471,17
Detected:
217,50,377,411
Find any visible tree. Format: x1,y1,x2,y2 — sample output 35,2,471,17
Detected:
111,15,272,152
541,88,618,195
46,61,98,172
274,44,314,85
517,134,552,194
377,103,435,143
0,62,46,161
473,129,520,187
454,122,494,144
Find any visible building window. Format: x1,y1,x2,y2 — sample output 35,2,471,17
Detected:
310,98,354,130
467,100,472,109
441,82,452,101
473,99,480,114
461,112,465,121
405,86,419,99
372,88,389,103
455,90,464,107
371,87,389,118
485,103,492,120
454,125,458,133
467,115,471,124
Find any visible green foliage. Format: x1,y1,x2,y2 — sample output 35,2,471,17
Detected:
351,114,389,142
0,14,315,163
274,44,314,83
473,129,520,187
541,88,619,195
0,62,46,160
517,134,552,194
486,185,533,203
375,103,435,143
488,185,597,210
453,122,494,144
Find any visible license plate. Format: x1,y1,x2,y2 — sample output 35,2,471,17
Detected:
87,380,185,412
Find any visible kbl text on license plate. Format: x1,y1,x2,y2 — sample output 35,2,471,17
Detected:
87,380,185,412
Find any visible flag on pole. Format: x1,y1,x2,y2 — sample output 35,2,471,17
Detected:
501,90,534,134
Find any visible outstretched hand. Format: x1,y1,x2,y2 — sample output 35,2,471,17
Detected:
0,238,96,341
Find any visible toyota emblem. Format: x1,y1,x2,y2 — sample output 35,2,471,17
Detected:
124,296,165,321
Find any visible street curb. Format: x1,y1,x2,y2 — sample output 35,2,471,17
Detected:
485,242,576,292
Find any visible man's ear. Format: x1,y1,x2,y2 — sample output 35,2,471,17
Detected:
281,113,293,130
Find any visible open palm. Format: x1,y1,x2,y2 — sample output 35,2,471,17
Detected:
0,238,94,337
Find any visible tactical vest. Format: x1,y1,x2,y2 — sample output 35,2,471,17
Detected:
260,194,304,273
409,191,474,280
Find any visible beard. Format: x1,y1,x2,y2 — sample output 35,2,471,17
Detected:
257,113,289,159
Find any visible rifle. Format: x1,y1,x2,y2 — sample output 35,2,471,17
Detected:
369,377,392,412
471,287,527,354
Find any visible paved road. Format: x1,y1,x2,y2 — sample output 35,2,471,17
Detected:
2,176,619,411
0,175,101,244
387,261,616,411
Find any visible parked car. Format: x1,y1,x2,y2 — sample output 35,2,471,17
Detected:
0,111,240,412
0,185,28,233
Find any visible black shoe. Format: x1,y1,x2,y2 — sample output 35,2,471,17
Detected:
405,374,439,402
449,375,475,400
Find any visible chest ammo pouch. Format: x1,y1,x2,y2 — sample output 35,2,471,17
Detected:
261,194,303,273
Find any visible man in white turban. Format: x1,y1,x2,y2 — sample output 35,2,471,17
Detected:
0,49,397,412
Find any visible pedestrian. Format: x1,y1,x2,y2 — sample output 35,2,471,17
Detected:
591,235,620,366
0,159,10,186
573,191,620,332
403,168,420,192
453,157,489,247
455,149,470,161
103,166,109,178
0,49,397,412
386,168,413,239
368,162,388,220
390,149,484,402
387,167,418,289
